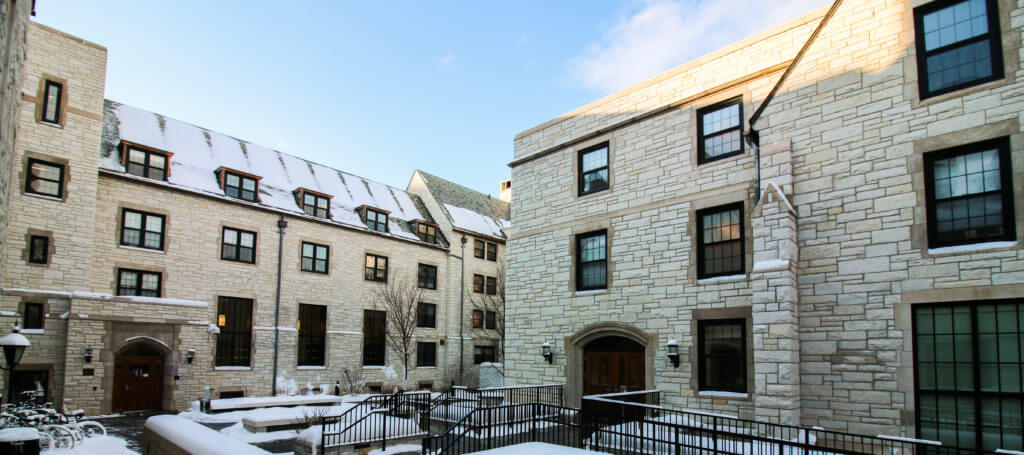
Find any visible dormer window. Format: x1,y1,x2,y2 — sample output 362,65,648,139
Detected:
217,168,260,202
413,220,437,243
364,208,389,233
295,188,331,219
122,143,170,181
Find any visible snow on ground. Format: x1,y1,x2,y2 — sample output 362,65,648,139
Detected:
220,422,300,443
368,443,421,454
470,442,609,454
179,395,366,423
43,435,138,455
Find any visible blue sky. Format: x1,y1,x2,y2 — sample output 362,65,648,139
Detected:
35,0,828,197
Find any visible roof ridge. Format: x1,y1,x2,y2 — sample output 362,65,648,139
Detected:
417,169,509,208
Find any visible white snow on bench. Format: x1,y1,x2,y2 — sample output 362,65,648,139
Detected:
209,394,343,411
145,414,271,454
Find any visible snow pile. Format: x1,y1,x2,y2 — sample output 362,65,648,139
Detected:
472,442,609,454
219,422,298,443
144,414,270,455
0,427,38,442
42,435,138,455
276,375,299,396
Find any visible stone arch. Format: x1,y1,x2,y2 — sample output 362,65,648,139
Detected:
564,322,657,407
105,335,175,413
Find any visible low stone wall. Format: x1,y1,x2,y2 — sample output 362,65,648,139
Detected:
143,415,271,455
478,363,504,389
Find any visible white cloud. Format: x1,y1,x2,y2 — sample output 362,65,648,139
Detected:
440,54,455,65
568,0,831,94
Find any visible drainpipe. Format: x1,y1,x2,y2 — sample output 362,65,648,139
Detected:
745,0,844,204
458,235,467,381
271,216,287,395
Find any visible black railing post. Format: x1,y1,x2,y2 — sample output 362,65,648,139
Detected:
382,406,388,452
320,416,326,454
486,407,493,450
712,416,718,455
531,403,537,442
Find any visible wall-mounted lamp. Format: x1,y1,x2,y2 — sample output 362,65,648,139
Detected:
84,346,93,363
187,347,196,364
666,339,679,368
542,341,552,364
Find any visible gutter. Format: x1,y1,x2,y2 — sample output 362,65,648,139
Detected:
271,216,287,395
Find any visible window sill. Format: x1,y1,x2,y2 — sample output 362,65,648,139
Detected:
301,270,330,275
926,241,1017,257
118,245,165,254
698,390,749,400
23,192,64,202
38,120,63,129
696,274,747,285
297,365,326,370
214,366,251,371
362,365,386,369
574,289,608,297
416,366,437,369
21,329,44,335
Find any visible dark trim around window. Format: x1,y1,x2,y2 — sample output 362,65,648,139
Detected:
417,302,437,328
474,239,485,259
215,296,253,367
697,318,747,393
364,253,388,282
913,0,1004,99
297,303,327,366
575,230,608,291
417,342,437,367
222,170,260,202
578,142,610,196
364,207,389,233
300,241,330,274
40,80,63,124
120,208,166,251
221,227,257,264
124,146,169,181
696,98,744,164
28,235,49,265
22,302,44,330
696,202,745,279
25,158,65,198
116,268,162,297
418,263,437,290
362,309,386,366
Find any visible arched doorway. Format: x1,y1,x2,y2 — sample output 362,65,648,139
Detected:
583,336,645,395
112,344,165,412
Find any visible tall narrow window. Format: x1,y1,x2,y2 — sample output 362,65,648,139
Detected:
486,242,497,261
223,172,259,202
472,274,484,293
914,0,1003,98
22,303,44,330
301,242,329,274
25,159,64,198
485,310,497,330
363,310,386,366
472,309,484,329
417,302,436,328
485,276,497,296
474,240,485,259
222,227,256,263
40,80,62,124
578,143,609,196
924,138,1015,248
121,209,165,251
125,147,168,181
698,319,746,393
364,254,388,282
417,342,437,367
117,269,161,297
418,264,437,290
216,296,253,367
697,99,743,163
365,208,389,232
28,235,49,265
575,230,607,291
297,304,326,366
914,301,1024,452
300,191,331,218
697,203,744,279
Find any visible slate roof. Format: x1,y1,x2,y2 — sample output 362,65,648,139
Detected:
416,170,510,240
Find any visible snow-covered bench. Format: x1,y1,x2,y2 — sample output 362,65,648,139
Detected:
144,414,271,455
208,394,343,413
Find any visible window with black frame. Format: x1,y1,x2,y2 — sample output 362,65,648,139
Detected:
297,304,326,366
222,227,256,263
223,172,258,202
117,269,161,297
578,143,609,196
417,302,436,328
914,0,1003,98
472,274,484,293
363,310,386,366
697,99,743,163
474,239,485,259
28,235,49,265
22,303,44,330
485,311,497,330
41,80,63,124
416,222,437,243
697,203,744,279
25,159,64,198
125,147,168,181
364,254,388,282
418,263,437,290
121,209,165,250
575,230,607,291
300,191,330,218
472,309,483,329
474,345,496,364
301,242,329,274
914,301,1024,452
417,342,437,367
216,296,253,367
365,208,388,232
698,319,746,393
485,276,497,295
924,138,1015,248
486,242,497,261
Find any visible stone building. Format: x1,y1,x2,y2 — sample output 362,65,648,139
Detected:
0,21,509,415
506,0,1024,452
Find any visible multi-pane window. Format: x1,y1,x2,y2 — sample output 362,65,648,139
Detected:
697,203,744,279
363,310,386,366
125,147,168,181
698,319,746,393
914,0,1003,98
224,172,258,202
117,269,161,297
485,277,497,296
300,191,330,218
914,301,1024,452
474,240,485,259
365,208,388,232
301,242,329,274
25,159,64,198
486,242,497,262
222,227,256,263
474,346,496,364
485,310,497,330
697,100,743,163
418,264,437,290
417,302,436,328
472,309,484,329
297,304,326,366
28,235,49,265
473,274,484,293
575,230,607,291
578,143,609,196
925,138,1015,248
121,209,165,250
417,342,437,367
41,80,62,124
215,296,253,367
22,303,44,330
416,222,437,243
364,254,388,282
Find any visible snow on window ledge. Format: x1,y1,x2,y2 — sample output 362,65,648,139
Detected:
118,245,165,255
416,366,437,369
296,365,326,370
698,390,750,400
23,192,64,202
927,241,1017,257
696,274,747,285
214,366,252,371
362,365,386,370
20,329,44,335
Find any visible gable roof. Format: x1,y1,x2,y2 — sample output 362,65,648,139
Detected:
99,100,445,247
415,170,510,240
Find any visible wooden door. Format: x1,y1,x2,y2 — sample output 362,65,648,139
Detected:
112,345,164,412
584,350,645,396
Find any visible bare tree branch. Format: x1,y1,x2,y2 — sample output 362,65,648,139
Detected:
467,263,505,375
374,270,422,390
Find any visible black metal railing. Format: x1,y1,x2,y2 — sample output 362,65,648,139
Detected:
426,384,564,426
320,391,431,451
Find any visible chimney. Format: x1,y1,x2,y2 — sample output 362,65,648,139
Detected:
499,179,512,203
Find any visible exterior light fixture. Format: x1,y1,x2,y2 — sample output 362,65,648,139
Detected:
666,339,679,368
0,325,30,370
187,347,196,364
542,341,552,364
84,346,93,363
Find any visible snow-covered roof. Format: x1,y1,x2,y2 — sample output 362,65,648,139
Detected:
415,171,510,240
100,101,444,247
